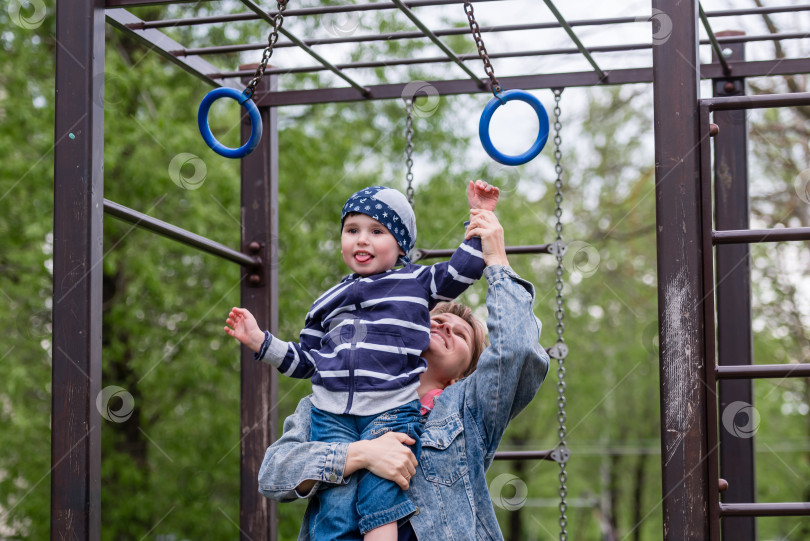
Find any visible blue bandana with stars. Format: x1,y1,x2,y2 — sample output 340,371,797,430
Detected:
341,186,417,264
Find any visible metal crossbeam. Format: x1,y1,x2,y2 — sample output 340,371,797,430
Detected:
238,0,369,96
390,0,486,88
541,0,606,81
699,3,731,76
716,364,810,379
178,19,648,55
412,244,552,262
104,200,260,267
250,58,810,106
704,91,810,111
106,9,241,89
210,33,810,77
131,0,507,29
493,450,555,460
713,227,810,244
214,43,653,78
720,503,810,517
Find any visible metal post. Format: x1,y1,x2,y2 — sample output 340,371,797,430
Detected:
650,1,710,539
51,0,105,538
712,33,756,541
240,70,279,540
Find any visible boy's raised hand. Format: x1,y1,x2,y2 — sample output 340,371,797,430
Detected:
225,307,266,354
467,179,500,211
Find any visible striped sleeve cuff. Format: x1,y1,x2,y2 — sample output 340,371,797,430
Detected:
253,331,273,361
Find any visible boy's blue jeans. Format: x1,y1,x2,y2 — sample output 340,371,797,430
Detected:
308,400,423,539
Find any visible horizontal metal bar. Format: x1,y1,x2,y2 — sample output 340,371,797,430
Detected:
106,0,212,5
493,450,555,461
212,33,810,78
718,31,810,45
239,0,369,95
720,503,810,517
712,226,810,244
705,92,810,111
129,0,506,29
706,4,810,18
103,199,259,267
391,0,485,87
253,57,810,106
188,17,810,57
412,244,552,262
177,19,647,56
543,0,606,81
110,2,809,17
214,43,653,78
105,9,241,90
715,364,810,380
117,2,810,30
207,16,807,57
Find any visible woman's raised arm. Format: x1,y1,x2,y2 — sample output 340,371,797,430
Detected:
465,208,509,268
463,210,550,458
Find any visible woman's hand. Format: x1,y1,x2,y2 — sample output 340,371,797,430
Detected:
224,307,266,353
345,432,418,490
467,180,500,211
465,209,509,268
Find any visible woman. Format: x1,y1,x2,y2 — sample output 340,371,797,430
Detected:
258,209,550,540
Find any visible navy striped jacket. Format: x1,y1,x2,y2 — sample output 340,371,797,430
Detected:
256,236,485,415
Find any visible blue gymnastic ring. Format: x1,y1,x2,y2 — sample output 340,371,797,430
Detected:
478,89,550,166
198,88,263,159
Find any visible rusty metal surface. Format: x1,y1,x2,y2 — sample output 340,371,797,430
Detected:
240,74,280,541
51,0,105,538
651,1,710,539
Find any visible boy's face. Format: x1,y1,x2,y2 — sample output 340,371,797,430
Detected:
341,213,403,276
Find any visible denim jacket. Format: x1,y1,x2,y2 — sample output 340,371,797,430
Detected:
257,265,550,540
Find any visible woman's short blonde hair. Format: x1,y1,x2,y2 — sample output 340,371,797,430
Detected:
430,302,488,379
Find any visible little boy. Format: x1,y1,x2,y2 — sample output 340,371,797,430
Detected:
226,181,499,540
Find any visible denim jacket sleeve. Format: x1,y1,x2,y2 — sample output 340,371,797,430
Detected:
463,265,550,459
257,396,349,502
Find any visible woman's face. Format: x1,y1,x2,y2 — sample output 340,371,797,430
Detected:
423,313,474,384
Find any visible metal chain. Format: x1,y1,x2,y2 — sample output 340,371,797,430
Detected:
245,0,289,99
404,99,415,206
551,88,568,541
462,0,502,96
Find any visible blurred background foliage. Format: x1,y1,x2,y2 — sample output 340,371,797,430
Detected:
1,1,809,539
